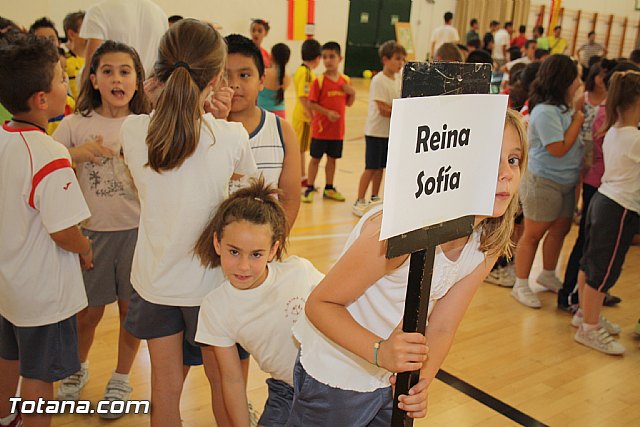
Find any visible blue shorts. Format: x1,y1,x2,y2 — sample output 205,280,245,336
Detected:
286,356,392,426
259,378,294,426
182,341,250,366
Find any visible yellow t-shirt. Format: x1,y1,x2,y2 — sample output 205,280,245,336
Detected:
548,36,567,55
292,64,316,124
47,96,76,135
65,51,85,100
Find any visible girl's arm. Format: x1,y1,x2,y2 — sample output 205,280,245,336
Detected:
375,100,393,118
546,110,585,157
212,345,251,427
305,213,428,373
277,120,302,229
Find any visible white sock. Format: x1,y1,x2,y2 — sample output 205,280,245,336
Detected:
581,322,599,332
0,412,17,426
515,278,529,289
111,371,130,383
540,269,556,278
80,361,89,370
573,308,583,318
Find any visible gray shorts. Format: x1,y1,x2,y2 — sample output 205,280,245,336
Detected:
124,292,200,346
259,378,294,426
82,228,137,306
0,314,80,382
520,171,576,222
286,356,393,427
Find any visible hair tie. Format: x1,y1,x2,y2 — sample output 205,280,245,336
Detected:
254,197,264,203
173,61,191,72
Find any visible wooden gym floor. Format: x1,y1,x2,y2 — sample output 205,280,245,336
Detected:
53,78,640,426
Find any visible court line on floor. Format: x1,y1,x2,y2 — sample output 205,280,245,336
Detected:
436,370,548,427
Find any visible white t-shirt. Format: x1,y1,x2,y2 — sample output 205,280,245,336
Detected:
599,126,640,213
493,29,510,60
54,112,139,231
431,24,460,52
0,125,90,327
293,206,486,392
196,257,324,386
364,72,402,138
249,109,285,188
121,114,257,306
79,0,168,77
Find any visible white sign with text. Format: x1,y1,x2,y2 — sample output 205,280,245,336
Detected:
380,94,508,240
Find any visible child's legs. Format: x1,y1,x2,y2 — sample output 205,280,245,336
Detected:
324,140,344,186
20,378,53,427
357,169,375,199
516,218,553,279
147,333,184,427
541,184,576,271
77,306,105,362
201,346,232,427
0,358,19,418
365,136,389,197
307,139,326,186
294,120,311,178
371,169,384,197
115,299,140,375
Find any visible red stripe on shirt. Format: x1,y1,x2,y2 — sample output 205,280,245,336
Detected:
29,158,72,208
597,209,629,292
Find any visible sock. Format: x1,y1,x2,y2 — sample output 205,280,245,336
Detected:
111,371,130,383
581,322,599,332
356,198,366,203
515,278,529,289
540,269,556,278
0,413,17,426
80,361,89,370
573,308,583,318
325,184,334,190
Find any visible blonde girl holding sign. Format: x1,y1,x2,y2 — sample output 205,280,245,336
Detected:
288,109,527,425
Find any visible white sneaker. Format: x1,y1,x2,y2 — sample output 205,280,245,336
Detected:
511,284,542,308
369,196,383,206
571,313,621,335
536,272,562,292
99,376,133,419
352,199,370,217
485,266,515,287
247,401,260,427
575,326,625,355
57,366,89,400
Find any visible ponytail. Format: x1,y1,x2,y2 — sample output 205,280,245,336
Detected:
270,43,291,105
145,19,226,172
601,70,640,135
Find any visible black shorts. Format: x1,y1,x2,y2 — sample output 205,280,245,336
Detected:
364,135,389,169
580,192,639,293
310,138,343,159
0,314,80,382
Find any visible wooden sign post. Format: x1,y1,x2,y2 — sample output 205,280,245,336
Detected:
388,62,492,427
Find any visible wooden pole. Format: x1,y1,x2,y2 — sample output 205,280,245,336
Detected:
591,13,598,33
536,5,545,31
635,18,640,51
604,15,614,54
571,10,581,56
619,17,628,58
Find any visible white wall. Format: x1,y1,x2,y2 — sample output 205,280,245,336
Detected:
410,0,458,61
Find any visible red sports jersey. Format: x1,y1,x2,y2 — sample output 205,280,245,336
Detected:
309,73,351,140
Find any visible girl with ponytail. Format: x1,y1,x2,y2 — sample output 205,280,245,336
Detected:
258,42,292,118
120,19,257,426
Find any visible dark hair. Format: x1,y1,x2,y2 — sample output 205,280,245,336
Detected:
271,43,290,104
534,48,549,60
457,43,468,53
587,31,595,38
0,33,59,113
529,54,577,112
76,40,150,117
601,70,640,134
535,26,544,36
554,25,561,31
466,39,481,50
168,15,183,24
524,39,536,49
194,177,288,269
466,49,493,64
301,38,321,61
584,62,603,92
322,41,341,56
0,17,21,33
251,19,270,33
519,25,526,34
505,22,513,29
470,18,478,27
147,19,226,172
509,63,527,84
444,12,453,22
508,46,521,61
435,43,464,62
509,61,541,111
63,11,84,36
29,17,59,39
629,48,640,65
226,33,265,77
483,33,494,50
490,20,500,27
378,40,407,60
588,55,602,69
602,59,640,87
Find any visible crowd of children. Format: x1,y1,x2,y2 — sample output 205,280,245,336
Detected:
0,5,639,427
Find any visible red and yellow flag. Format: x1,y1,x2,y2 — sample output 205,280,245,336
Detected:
547,0,563,34
288,0,315,40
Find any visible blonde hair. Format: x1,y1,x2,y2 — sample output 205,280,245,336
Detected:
146,19,226,172
477,109,528,259
194,178,289,269
601,70,640,134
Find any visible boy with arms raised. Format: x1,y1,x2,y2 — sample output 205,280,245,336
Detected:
302,41,355,203
225,34,301,227
0,33,92,427
353,40,406,216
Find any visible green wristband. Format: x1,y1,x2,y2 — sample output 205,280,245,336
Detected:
374,339,384,368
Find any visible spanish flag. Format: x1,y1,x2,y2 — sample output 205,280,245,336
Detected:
288,0,315,40
547,0,563,35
